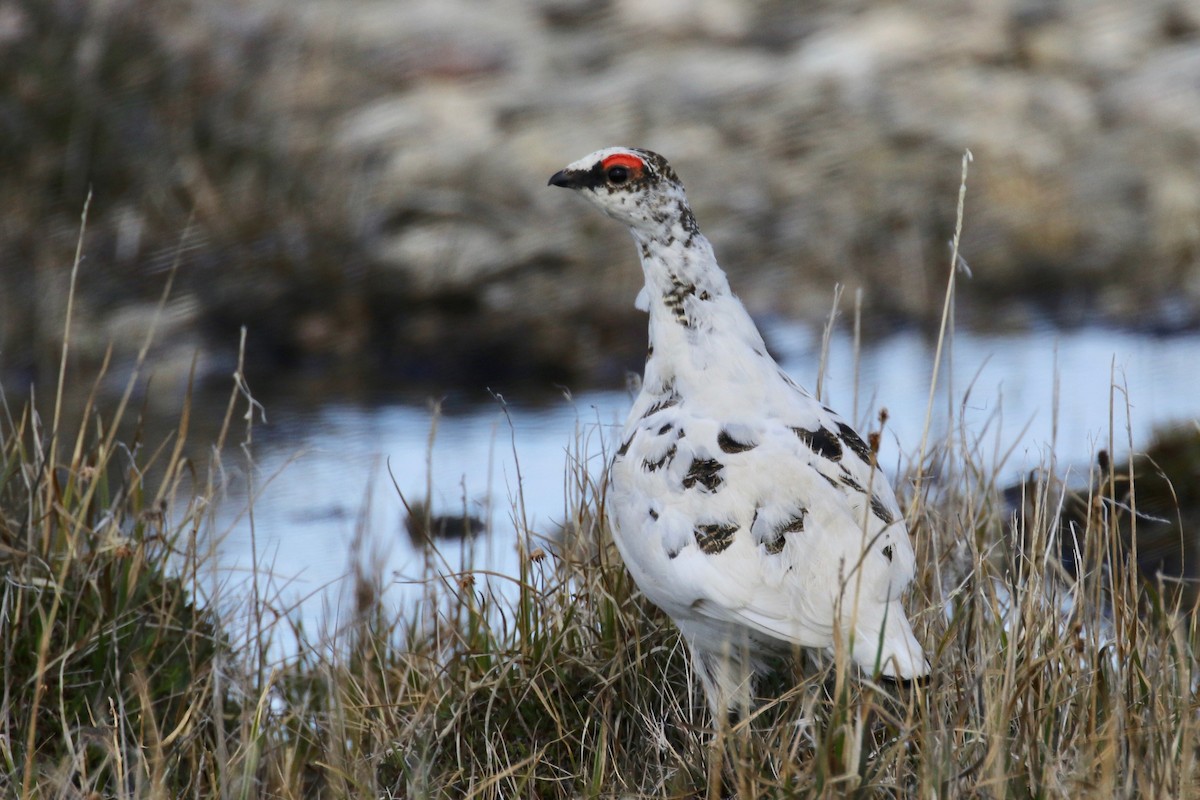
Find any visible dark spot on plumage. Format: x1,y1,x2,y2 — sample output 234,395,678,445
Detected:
699,290,711,301
792,426,843,461
648,508,659,520
837,422,874,463
643,444,677,472
764,512,806,555
662,290,688,308
662,277,697,327
678,201,701,236
839,470,866,494
643,392,680,418
662,303,688,325
819,472,840,489
682,458,724,492
571,159,612,190
870,496,895,524
640,242,651,259
646,344,654,359
658,423,673,435
694,523,737,554
648,152,681,184
617,436,632,457
779,513,807,534
882,544,894,562
666,544,682,559
718,430,757,453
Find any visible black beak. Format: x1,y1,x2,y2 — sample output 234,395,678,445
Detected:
548,169,578,188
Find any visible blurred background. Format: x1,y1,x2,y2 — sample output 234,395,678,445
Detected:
3,0,1199,634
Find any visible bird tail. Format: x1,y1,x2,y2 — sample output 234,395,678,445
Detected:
853,600,929,680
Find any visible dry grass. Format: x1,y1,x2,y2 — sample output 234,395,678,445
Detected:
4,168,1200,799
6,360,1199,799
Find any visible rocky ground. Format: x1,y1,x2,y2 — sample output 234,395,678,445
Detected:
2,0,1199,400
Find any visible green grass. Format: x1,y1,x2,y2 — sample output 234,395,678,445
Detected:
4,162,1200,798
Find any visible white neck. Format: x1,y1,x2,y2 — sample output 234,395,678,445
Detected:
632,225,771,397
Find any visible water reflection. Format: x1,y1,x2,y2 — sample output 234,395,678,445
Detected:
210,323,1200,646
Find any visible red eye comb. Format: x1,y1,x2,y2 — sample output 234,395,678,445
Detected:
601,153,645,172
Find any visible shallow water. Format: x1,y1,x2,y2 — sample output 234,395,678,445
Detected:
208,322,1200,649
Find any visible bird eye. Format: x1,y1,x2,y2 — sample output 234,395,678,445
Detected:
606,165,630,184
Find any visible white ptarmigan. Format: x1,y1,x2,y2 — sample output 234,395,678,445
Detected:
549,147,929,716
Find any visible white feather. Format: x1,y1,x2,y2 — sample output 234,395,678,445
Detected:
634,285,650,312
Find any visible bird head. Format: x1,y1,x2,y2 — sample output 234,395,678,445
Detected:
548,147,691,235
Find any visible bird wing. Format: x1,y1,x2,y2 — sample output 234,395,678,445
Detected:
609,384,918,655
